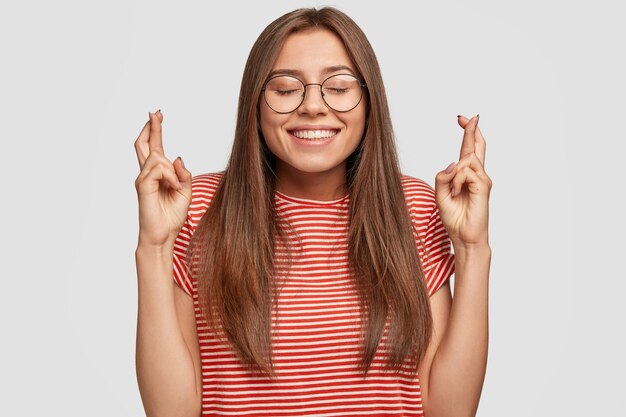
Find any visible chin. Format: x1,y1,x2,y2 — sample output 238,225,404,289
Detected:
279,156,343,175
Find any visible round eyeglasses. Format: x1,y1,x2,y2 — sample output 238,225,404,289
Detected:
261,73,367,114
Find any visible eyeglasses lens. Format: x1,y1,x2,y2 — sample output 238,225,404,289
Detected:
264,74,362,113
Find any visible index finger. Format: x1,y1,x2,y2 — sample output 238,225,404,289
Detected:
459,114,479,160
148,110,164,154
134,119,151,168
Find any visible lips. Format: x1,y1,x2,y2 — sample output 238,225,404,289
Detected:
287,126,341,141
285,127,340,147
289,129,339,139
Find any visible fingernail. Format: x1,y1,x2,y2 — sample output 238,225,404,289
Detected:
476,113,480,122
149,111,153,118
156,109,161,114
457,115,462,119
179,157,185,169
445,162,457,174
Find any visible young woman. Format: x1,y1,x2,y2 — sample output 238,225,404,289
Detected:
134,7,491,417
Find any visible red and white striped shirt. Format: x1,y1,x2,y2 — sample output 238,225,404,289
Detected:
173,172,455,416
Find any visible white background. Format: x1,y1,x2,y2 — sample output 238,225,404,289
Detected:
1,0,624,415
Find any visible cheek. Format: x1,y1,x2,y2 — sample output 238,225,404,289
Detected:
259,103,290,152
348,107,367,140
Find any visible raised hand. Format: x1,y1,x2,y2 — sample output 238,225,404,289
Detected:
434,114,492,247
134,110,192,249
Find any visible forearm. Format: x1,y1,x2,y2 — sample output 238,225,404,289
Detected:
135,244,199,417
426,244,491,417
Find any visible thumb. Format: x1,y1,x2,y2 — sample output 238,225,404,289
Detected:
435,161,457,198
173,156,192,188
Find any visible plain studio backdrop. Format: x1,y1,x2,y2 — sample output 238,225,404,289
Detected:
1,0,623,415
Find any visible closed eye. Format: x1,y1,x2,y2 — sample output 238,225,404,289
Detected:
274,89,302,96
324,87,349,94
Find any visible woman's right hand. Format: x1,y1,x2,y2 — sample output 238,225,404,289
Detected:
134,110,192,249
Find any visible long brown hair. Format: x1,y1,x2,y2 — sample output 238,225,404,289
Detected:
188,6,432,377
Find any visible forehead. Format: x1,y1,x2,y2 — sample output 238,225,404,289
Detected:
271,29,355,77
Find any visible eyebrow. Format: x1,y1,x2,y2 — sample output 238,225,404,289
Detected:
267,65,356,79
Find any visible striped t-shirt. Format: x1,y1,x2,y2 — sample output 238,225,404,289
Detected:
172,172,455,416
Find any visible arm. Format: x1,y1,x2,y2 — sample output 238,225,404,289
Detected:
419,244,491,417
135,244,202,417
134,110,201,417
421,113,492,416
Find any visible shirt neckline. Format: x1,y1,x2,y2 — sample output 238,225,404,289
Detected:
274,190,350,206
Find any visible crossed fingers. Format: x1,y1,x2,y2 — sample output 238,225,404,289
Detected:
449,114,492,197
458,114,486,168
133,110,183,191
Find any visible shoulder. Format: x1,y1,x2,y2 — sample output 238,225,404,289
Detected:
401,175,455,296
190,171,224,201
172,171,224,296
400,174,437,216
185,171,224,229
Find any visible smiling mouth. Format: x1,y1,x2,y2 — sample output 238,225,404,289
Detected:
288,129,340,140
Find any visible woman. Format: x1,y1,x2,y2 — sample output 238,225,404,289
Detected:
134,6,491,417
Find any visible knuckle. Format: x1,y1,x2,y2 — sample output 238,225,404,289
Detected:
460,166,472,176
134,141,144,153
161,164,173,178
158,156,173,170
143,163,159,178
134,175,145,191
152,164,163,175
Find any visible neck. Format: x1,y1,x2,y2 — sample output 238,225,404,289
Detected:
275,163,348,201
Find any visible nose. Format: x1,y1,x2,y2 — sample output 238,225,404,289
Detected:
297,83,327,115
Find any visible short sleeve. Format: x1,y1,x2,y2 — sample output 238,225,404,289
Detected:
172,212,194,298
171,172,222,298
402,175,456,297
422,203,456,297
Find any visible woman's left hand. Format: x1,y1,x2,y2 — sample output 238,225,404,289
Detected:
434,114,492,247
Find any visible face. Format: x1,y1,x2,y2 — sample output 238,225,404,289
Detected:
259,29,367,194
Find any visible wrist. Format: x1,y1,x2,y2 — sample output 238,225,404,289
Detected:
452,240,491,256
135,240,175,257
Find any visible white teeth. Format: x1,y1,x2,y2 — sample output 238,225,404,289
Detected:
290,129,338,139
